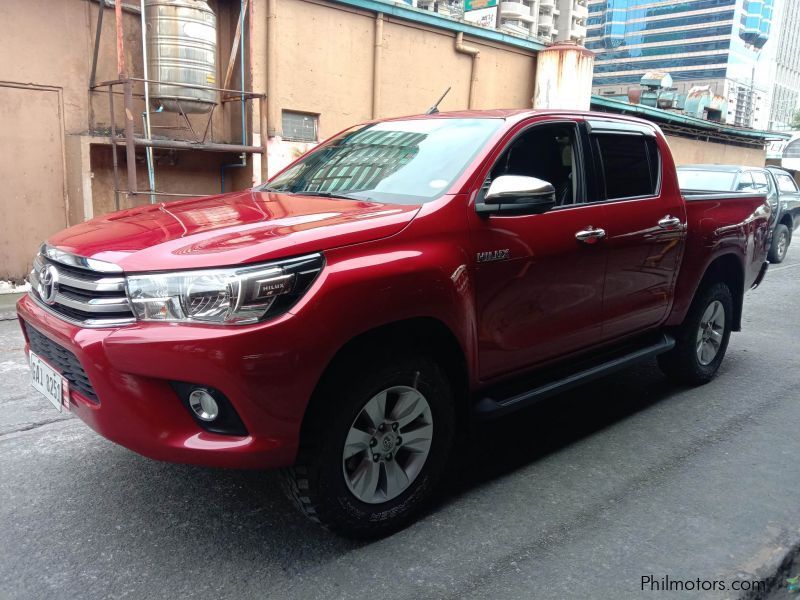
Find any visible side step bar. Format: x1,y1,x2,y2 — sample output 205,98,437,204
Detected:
474,333,675,419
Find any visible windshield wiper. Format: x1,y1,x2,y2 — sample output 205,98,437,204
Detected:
260,187,366,201
296,191,359,200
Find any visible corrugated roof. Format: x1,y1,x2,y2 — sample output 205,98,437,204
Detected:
591,95,791,143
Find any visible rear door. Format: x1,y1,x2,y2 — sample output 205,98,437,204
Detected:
586,120,687,341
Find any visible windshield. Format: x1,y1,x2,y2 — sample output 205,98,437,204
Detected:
263,118,502,204
677,169,738,192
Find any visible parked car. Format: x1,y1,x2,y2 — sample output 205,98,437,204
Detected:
19,110,771,537
677,164,800,263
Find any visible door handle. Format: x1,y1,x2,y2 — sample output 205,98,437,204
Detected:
575,227,606,244
658,215,682,229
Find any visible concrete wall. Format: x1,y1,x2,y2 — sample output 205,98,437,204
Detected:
0,0,245,280
0,0,539,281
0,0,770,283
665,135,766,167
262,0,537,173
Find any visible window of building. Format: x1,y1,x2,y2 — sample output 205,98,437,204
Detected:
594,134,659,200
282,111,319,143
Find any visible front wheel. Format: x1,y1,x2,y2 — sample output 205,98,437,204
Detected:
281,353,455,538
768,224,791,264
658,282,733,385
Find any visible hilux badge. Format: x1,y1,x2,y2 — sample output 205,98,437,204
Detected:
476,249,510,263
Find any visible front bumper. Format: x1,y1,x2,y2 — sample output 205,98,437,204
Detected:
16,294,327,469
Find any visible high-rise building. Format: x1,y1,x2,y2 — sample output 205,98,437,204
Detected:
587,0,775,129
769,0,800,129
498,0,589,44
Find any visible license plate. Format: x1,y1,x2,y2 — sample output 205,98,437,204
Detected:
29,351,68,412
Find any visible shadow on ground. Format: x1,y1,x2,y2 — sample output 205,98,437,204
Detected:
70,356,683,570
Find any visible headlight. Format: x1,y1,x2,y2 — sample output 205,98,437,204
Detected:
125,253,324,324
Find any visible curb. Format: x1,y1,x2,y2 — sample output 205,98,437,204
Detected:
742,538,800,599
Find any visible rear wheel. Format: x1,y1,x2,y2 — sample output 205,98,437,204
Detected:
658,282,733,385
281,353,455,538
768,224,791,264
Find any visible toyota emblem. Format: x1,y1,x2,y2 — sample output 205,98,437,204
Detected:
38,264,60,305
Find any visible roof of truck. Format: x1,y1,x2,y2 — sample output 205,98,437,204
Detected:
382,109,659,128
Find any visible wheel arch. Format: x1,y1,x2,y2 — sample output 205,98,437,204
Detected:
300,316,470,438
695,253,745,332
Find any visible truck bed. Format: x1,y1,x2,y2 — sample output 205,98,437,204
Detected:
681,190,769,202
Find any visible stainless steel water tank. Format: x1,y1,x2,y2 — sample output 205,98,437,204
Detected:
145,0,217,114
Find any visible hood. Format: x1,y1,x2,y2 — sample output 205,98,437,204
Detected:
48,190,421,271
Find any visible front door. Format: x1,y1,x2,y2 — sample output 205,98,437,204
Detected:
468,120,608,380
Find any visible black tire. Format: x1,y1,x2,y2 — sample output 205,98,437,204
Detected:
658,281,733,386
281,352,455,538
768,224,791,264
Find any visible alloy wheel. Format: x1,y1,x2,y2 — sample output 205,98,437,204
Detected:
777,232,788,260
342,385,433,504
696,300,725,366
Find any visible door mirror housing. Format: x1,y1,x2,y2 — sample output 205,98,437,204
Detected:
477,175,557,216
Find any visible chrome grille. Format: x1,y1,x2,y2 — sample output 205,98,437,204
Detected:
29,246,135,327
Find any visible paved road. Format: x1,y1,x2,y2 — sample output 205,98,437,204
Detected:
2,246,800,600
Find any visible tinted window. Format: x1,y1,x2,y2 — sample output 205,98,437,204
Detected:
595,134,658,200
489,122,580,206
736,171,754,191
776,174,799,193
751,171,769,191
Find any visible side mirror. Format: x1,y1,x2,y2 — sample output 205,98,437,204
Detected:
477,175,557,216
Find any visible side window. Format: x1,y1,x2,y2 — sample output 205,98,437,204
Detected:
736,171,754,191
751,171,769,191
594,133,658,200
488,122,581,206
776,174,799,193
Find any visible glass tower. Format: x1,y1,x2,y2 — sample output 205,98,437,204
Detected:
587,0,775,127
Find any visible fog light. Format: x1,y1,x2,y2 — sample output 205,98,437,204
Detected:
188,389,219,422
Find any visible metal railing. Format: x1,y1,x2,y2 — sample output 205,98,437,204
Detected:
91,77,267,209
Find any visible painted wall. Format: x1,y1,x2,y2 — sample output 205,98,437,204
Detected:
2,0,769,283
665,135,766,167
263,0,537,174
0,0,244,280
0,0,540,281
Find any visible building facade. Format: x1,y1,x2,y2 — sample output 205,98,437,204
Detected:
769,0,800,129
587,0,775,128
498,0,588,43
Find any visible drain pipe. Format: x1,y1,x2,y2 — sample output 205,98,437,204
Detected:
372,13,384,119
140,0,156,203
266,0,278,138
454,32,480,109
221,0,248,192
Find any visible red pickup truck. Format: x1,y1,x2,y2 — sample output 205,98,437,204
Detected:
18,110,771,537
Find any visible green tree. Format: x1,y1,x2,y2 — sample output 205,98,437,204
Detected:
792,109,800,130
